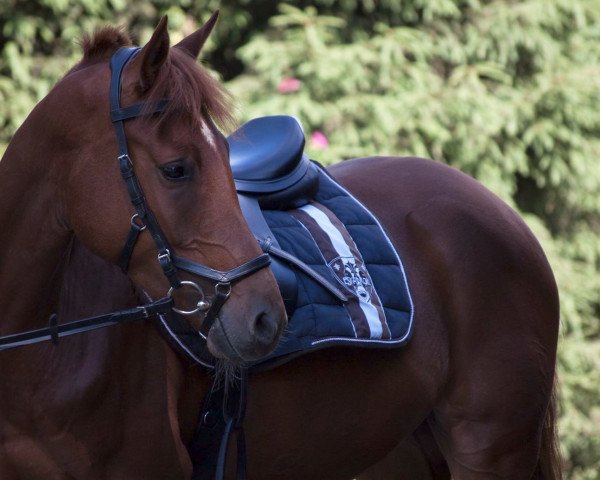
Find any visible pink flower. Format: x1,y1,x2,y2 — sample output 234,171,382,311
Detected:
277,77,301,94
310,131,329,150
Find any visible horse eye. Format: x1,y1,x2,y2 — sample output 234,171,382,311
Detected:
159,161,190,182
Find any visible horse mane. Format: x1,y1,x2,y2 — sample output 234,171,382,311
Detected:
80,26,133,62
73,25,235,132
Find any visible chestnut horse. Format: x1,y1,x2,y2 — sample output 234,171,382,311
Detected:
0,14,560,480
0,13,289,478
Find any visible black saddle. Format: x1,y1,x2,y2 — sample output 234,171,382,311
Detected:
228,116,343,317
229,115,318,209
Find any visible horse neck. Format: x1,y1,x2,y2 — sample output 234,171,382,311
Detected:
0,120,71,331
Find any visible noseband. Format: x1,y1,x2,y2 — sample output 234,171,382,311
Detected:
110,47,271,343
0,48,270,360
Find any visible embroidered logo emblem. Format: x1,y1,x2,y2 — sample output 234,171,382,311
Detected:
329,256,373,302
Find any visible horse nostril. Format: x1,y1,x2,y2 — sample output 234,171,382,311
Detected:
250,312,279,345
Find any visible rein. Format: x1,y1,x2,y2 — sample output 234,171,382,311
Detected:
0,297,173,352
0,47,271,361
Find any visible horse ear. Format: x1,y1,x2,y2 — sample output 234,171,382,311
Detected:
137,16,170,93
174,10,219,59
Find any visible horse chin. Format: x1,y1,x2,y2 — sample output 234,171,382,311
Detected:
207,319,274,366
206,330,245,365
206,319,251,365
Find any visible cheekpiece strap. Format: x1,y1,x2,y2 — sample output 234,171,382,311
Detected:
197,285,231,341
118,221,144,272
109,47,140,159
109,47,181,289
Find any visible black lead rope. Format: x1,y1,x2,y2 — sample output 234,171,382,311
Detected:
0,297,173,352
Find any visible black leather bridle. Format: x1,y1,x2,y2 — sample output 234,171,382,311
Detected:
0,47,271,359
110,47,272,342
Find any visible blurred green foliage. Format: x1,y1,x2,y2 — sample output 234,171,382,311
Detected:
0,0,598,477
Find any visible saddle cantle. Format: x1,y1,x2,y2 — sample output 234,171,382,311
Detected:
230,115,308,192
229,115,318,209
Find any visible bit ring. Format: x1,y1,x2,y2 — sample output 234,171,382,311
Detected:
130,214,147,231
167,280,207,315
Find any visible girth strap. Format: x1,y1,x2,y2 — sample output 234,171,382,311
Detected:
237,194,298,314
237,193,347,306
189,369,248,480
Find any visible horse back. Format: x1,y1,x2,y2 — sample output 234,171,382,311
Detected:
329,156,558,321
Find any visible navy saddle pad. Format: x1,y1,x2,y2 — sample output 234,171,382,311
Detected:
228,116,414,367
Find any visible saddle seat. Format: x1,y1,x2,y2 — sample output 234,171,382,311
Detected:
228,116,317,205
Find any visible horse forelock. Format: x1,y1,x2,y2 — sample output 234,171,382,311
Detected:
145,47,235,134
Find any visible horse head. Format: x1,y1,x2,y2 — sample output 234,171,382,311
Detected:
42,13,286,363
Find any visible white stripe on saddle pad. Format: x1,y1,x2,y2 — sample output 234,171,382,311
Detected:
299,203,384,339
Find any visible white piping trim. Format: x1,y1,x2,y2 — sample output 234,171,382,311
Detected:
311,335,410,346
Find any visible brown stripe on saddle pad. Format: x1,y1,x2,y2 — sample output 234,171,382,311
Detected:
290,202,390,339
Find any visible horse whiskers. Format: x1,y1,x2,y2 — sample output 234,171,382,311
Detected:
212,358,243,392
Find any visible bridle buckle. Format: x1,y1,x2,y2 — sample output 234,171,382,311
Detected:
130,213,147,231
117,153,132,165
215,282,232,299
157,249,171,263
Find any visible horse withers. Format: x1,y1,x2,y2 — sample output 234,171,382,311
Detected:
0,13,561,480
